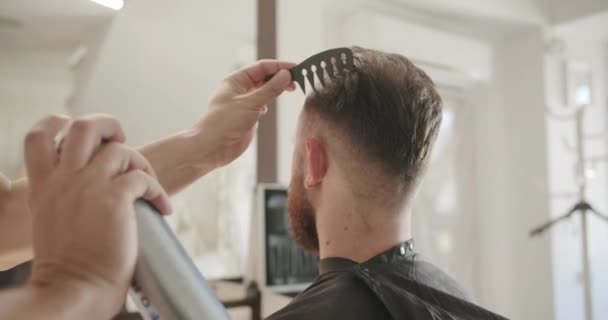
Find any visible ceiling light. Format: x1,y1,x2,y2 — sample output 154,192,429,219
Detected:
89,0,124,10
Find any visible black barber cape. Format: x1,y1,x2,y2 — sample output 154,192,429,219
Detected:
266,240,507,320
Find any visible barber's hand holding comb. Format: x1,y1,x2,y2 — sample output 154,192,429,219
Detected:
195,60,296,169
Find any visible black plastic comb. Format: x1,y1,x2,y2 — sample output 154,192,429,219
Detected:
267,47,355,94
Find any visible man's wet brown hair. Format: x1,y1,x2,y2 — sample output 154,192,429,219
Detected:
304,46,443,187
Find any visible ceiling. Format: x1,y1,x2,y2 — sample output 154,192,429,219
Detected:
363,0,544,43
391,0,608,24
555,10,608,42
0,0,117,51
381,0,608,41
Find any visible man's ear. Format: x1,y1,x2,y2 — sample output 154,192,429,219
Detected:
304,137,327,189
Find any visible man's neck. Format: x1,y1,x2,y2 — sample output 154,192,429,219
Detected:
315,190,412,263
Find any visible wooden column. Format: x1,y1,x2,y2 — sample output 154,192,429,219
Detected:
256,0,278,183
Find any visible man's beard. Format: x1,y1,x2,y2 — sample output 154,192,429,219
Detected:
287,172,319,253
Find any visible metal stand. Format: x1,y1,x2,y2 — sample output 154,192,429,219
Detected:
530,106,608,320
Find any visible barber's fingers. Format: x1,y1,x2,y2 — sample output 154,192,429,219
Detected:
228,60,295,90
242,69,292,108
89,142,156,179
24,115,71,183
114,170,172,215
253,79,297,92
59,115,126,171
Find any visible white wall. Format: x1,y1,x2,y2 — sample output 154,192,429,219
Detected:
489,28,554,319
275,0,325,186
71,0,257,279
0,49,71,176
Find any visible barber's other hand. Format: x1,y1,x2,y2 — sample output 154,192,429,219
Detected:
197,60,296,168
24,115,171,318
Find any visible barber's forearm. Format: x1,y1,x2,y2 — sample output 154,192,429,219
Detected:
0,178,33,270
139,127,217,196
0,281,117,320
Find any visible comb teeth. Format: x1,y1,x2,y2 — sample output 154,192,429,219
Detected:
291,48,354,94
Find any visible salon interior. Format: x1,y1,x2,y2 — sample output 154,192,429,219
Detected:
1,0,607,319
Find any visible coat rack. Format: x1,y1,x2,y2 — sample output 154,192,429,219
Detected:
530,103,608,320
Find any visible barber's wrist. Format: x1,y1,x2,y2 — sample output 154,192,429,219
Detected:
187,125,223,171
29,265,123,319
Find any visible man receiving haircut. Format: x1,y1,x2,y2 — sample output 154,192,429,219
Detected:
267,47,505,320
